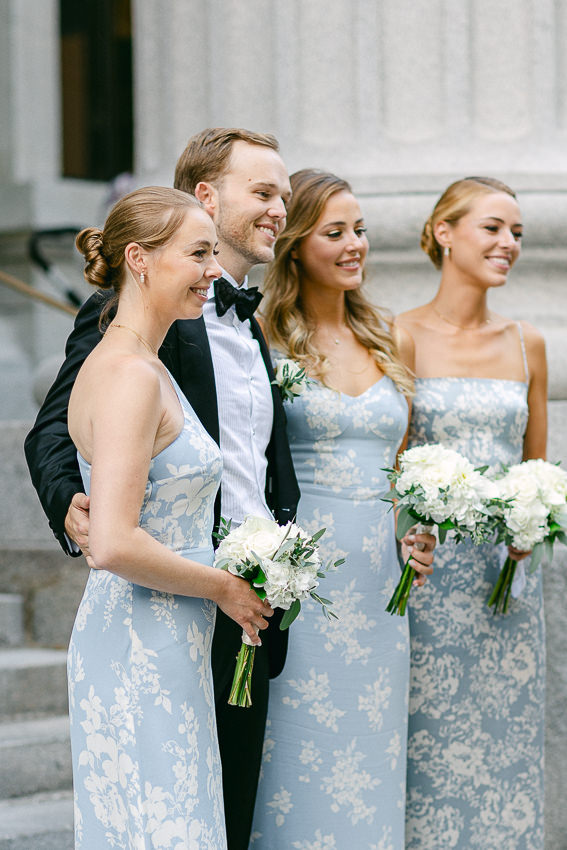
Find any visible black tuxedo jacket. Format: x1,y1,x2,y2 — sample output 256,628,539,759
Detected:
24,289,300,678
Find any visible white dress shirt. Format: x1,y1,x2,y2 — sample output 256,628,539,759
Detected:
203,271,274,524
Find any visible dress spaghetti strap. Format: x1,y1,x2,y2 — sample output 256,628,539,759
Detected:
516,322,529,383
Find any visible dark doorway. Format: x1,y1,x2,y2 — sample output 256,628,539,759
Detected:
60,0,133,181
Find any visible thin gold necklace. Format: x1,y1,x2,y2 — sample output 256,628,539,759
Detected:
432,305,491,331
108,324,158,357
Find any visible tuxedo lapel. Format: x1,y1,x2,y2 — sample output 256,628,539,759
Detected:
164,316,220,446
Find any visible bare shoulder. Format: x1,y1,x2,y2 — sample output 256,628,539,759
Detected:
394,305,430,331
392,323,415,353
392,324,415,371
518,319,546,352
76,349,163,414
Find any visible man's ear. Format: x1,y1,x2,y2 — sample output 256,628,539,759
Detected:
194,181,217,217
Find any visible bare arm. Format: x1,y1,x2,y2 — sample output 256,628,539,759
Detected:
83,359,271,643
392,323,415,457
521,322,548,461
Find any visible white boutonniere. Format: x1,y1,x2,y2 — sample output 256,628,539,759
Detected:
272,358,313,402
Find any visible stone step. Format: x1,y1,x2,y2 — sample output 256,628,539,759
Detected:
0,544,87,649
0,648,67,717
0,791,73,850
0,595,24,647
0,716,71,799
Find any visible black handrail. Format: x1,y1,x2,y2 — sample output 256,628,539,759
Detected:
28,228,84,307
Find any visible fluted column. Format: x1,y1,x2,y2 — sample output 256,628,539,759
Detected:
133,0,567,180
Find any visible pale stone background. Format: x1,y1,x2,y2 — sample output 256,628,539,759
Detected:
0,0,566,846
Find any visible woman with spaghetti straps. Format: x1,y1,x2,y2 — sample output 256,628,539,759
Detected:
250,169,435,850
66,187,273,848
395,177,547,850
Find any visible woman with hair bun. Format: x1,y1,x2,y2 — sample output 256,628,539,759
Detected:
250,169,435,850
396,177,547,849
66,187,272,849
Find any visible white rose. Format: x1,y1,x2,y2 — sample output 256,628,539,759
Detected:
215,515,286,568
275,359,307,396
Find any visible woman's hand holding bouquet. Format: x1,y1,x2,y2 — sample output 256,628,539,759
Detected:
488,459,567,613
383,444,500,615
214,515,341,707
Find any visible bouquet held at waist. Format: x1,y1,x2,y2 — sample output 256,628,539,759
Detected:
383,444,502,616
214,515,342,707
383,444,567,616
487,459,567,613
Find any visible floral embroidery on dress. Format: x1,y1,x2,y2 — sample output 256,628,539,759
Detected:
68,373,226,848
406,378,544,850
252,375,410,849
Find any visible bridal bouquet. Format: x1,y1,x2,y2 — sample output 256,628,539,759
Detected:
487,459,567,613
214,515,340,707
272,358,313,403
383,444,499,615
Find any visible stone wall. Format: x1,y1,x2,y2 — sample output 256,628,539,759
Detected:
1,0,566,845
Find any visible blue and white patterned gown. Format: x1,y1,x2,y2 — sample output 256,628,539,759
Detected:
405,376,545,850
67,375,227,849
251,376,410,850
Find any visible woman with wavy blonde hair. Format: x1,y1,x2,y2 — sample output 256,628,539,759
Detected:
251,169,434,850
397,176,547,850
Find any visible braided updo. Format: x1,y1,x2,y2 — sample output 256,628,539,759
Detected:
75,186,203,323
421,177,517,269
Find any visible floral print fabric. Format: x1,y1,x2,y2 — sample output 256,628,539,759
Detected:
251,376,410,850
68,375,226,849
406,378,545,850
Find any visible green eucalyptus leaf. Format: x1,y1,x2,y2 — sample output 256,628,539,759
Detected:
279,600,301,630
529,543,543,572
396,507,418,541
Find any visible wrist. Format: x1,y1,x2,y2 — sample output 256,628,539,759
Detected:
209,569,230,605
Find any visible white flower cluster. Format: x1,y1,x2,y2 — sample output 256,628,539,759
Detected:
395,444,496,533
494,460,567,551
273,358,312,402
214,515,321,610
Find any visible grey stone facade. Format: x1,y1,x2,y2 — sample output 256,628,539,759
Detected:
0,1,566,847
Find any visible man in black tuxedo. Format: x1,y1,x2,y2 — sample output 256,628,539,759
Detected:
24,127,300,850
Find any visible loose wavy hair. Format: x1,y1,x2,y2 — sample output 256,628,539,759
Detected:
261,169,414,397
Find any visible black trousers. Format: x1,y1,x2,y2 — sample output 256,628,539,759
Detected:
212,609,270,850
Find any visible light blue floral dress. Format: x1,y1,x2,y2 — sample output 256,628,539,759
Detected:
67,375,226,849
251,375,410,850
406,375,545,850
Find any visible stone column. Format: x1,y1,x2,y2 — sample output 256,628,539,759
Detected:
130,4,567,846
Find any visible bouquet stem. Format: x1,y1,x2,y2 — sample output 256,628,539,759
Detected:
487,555,517,615
387,523,432,616
386,557,415,616
228,642,256,707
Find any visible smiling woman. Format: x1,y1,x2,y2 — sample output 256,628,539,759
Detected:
396,177,547,850
60,186,270,849
250,170,435,850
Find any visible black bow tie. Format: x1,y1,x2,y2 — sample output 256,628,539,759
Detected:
214,277,263,322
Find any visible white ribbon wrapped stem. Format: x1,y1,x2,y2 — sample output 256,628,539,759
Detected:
242,627,259,647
